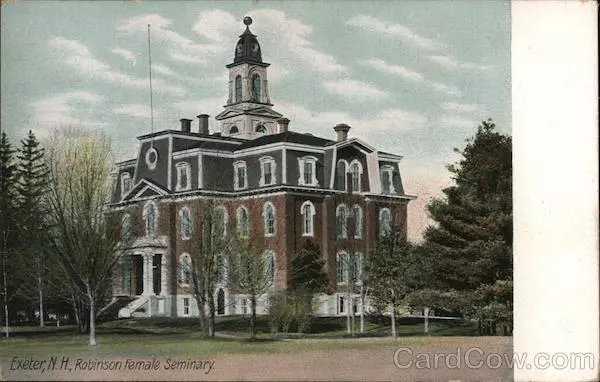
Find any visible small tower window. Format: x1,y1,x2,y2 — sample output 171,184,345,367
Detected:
252,74,261,102
256,124,267,133
230,125,239,134
235,75,242,102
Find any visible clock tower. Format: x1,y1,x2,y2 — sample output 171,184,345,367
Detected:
216,16,284,138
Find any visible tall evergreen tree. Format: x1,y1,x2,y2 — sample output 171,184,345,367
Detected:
290,240,328,294
0,132,20,336
15,130,51,326
419,119,512,334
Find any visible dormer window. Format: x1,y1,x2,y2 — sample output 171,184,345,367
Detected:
234,161,247,190
350,160,363,193
381,165,395,194
336,160,348,191
298,156,318,187
235,75,242,102
252,74,261,102
259,156,276,186
176,162,191,191
120,172,132,198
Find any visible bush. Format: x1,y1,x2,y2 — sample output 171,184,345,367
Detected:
269,291,312,334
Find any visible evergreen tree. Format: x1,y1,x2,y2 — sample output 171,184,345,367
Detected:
0,132,20,336
419,119,512,334
15,130,51,326
290,240,328,294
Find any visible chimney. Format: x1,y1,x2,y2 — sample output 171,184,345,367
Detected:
180,118,192,133
333,123,351,142
278,118,290,133
197,114,210,135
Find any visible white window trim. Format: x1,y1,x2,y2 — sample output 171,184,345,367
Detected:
179,253,192,287
380,165,396,194
182,297,190,316
350,160,363,193
236,205,250,237
379,207,391,237
336,204,349,239
337,251,348,285
300,200,316,237
215,205,229,238
262,202,276,237
179,206,192,240
145,147,158,170
259,156,277,187
234,161,248,190
175,162,191,191
143,200,158,236
120,172,132,198
298,156,319,187
263,250,276,285
336,159,348,191
352,204,363,239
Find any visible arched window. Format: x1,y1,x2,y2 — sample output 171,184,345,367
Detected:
263,202,276,236
336,204,348,238
235,75,242,102
264,251,275,282
237,206,250,237
252,74,261,102
121,213,132,241
352,205,363,239
143,201,158,236
337,160,348,191
337,252,348,284
179,253,192,285
230,125,239,134
350,160,362,192
255,124,267,133
300,201,316,236
179,206,193,240
379,208,391,237
353,252,363,283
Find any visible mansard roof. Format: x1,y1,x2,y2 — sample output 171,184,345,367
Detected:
235,131,335,151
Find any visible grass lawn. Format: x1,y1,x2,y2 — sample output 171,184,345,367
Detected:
0,315,480,358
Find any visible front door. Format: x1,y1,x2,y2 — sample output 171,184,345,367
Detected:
217,289,225,315
134,255,144,295
153,254,161,295
122,258,131,295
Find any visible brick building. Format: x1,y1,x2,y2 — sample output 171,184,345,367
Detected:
107,17,415,318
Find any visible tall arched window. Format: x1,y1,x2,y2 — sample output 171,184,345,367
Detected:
143,201,158,236
336,204,348,238
300,201,316,236
252,74,261,102
337,252,348,284
352,205,363,239
214,206,228,238
379,208,391,237
121,213,132,241
263,202,276,236
350,160,362,192
264,251,275,282
235,75,242,102
337,160,348,191
179,206,193,240
179,253,192,285
237,206,250,237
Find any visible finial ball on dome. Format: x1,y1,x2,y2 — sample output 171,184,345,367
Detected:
243,16,253,26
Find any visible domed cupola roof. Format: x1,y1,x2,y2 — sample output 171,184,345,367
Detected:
229,16,267,66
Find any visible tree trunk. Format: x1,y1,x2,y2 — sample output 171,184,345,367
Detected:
87,285,97,346
390,302,397,338
350,297,355,336
423,307,430,335
207,290,216,337
250,294,257,339
38,275,44,327
2,260,9,338
359,285,366,334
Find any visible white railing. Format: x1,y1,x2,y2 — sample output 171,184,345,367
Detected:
118,296,149,318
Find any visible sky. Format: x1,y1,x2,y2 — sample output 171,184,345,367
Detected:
1,1,511,242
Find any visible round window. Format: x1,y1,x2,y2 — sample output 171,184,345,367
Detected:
145,147,158,170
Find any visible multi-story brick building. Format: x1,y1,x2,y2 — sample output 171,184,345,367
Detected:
107,17,415,319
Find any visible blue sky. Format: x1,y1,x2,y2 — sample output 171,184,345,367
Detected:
1,1,511,241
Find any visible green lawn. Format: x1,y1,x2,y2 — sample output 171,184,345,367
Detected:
0,315,479,358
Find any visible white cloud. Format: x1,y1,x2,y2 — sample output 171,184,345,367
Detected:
429,81,462,96
115,104,155,118
442,102,480,113
152,64,177,77
347,15,441,51
48,37,186,96
31,91,105,132
361,58,424,82
429,54,491,71
322,79,388,101
438,115,477,129
111,47,136,64
191,10,238,43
